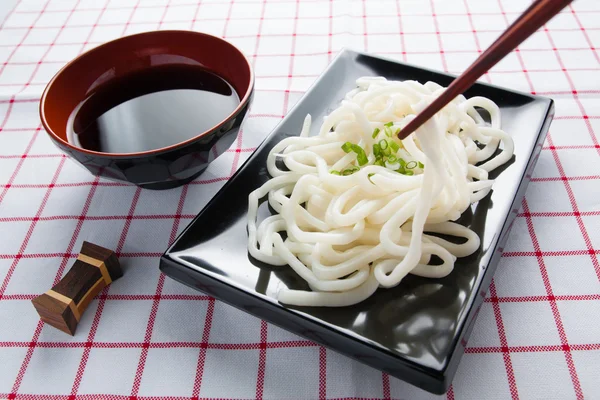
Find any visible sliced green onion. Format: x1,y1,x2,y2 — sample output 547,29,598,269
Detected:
383,146,391,156
394,128,401,136
374,158,385,167
384,121,394,127
378,139,388,150
371,127,380,139
367,173,375,184
396,167,406,174
404,170,414,176
330,170,340,175
418,161,425,169
342,168,357,176
398,158,407,168
406,161,417,169
387,155,397,163
388,140,400,153
373,143,382,157
341,142,368,166
384,127,393,137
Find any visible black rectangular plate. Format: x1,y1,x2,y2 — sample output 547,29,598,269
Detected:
160,49,554,395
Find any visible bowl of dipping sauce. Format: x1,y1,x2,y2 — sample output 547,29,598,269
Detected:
40,30,253,190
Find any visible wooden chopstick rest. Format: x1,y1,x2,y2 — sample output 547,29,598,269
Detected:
31,241,123,335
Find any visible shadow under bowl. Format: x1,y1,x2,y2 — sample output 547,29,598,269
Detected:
39,30,254,190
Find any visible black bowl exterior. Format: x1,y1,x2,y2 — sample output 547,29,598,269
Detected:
49,96,251,190
160,49,554,393
40,30,254,190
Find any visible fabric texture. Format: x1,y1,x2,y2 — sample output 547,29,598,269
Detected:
0,0,599,399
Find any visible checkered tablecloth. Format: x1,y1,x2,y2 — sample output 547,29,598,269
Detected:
0,0,599,399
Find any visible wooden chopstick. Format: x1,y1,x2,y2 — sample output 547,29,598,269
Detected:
397,0,574,140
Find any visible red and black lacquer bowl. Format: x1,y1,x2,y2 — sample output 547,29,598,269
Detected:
39,30,254,190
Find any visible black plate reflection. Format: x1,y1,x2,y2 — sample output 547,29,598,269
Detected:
160,49,554,394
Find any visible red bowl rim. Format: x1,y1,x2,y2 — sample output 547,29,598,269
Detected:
39,30,254,158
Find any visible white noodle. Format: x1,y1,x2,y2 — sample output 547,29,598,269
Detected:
247,77,514,307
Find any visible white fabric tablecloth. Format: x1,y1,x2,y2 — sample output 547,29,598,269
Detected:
0,0,599,399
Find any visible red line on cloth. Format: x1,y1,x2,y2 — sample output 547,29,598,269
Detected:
4,157,67,396
192,298,216,397
495,0,535,93
0,340,318,350
0,156,65,297
61,2,130,393
255,320,269,400
156,0,172,30
382,373,391,400
327,0,333,62
0,126,41,205
319,346,327,399
395,0,407,62
361,0,368,50
129,273,166,397
518,211,600,218
70,186,142,396
221,0,235,38
521,198,584,399
11,2,600,15
3,292,599,304
462,0,491,83
446,384,455,400
1,339,599,353
0,214,197,223
130,178,190,396
502,249,600,257
0,0,51,78
429,0,449,72
568,4,600,66
489,280,520,399
249,0,267,69
485,294,600,303
545,138,600,277
0,252,164,260
12,0,83,98
4,22,600,37
466,343,600,354
0,0,21,30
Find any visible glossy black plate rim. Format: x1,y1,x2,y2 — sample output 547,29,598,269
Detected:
160,48,555,394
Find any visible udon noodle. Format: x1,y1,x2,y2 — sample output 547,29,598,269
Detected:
247,77,514,307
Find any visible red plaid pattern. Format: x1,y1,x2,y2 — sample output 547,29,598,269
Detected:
0,0,599,399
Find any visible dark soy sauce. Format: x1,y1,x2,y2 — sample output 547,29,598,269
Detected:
70,64,240,153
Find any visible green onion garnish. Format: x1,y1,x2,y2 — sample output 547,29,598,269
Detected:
406,161,417,169
341,142,368,166
384,121,394,127
373,143,382,157
387,155,397,163
372,127,380,139
404,170,414,176
384,127,393,137
398,158,407,168
383,146,391,156
341,142,353,153
418,161,425,169
374,159,384,167
378,139,388,150
330,170,341,175
388,140,400,153
368,173,375,184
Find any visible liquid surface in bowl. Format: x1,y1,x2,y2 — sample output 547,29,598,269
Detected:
68,64,240,153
